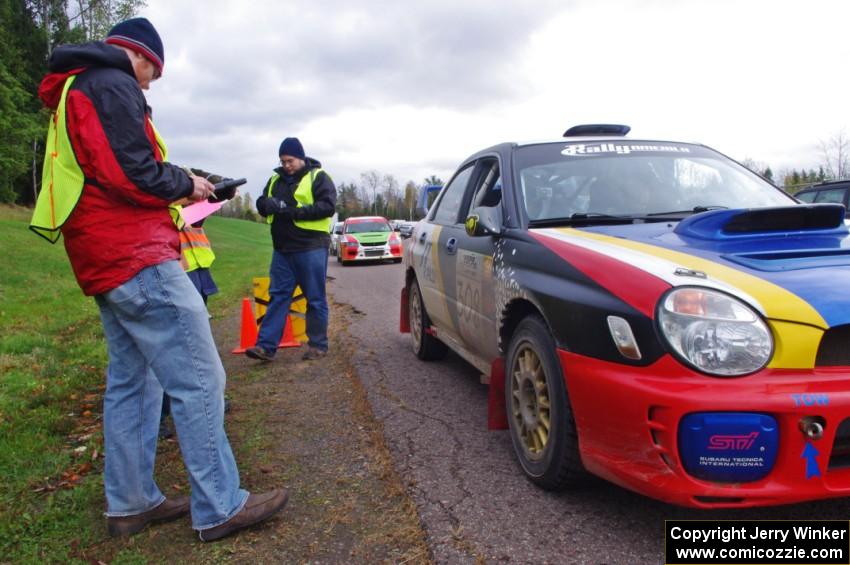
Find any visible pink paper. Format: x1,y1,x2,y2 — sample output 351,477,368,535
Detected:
180,200,224,225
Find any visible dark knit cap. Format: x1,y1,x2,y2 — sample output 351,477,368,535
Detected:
279,137,305,160
105,17,165,74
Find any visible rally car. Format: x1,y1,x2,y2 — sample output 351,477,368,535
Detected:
337,216,403,265
399,124,850,508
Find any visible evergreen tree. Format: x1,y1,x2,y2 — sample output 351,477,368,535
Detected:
0,59,42,202
423,175,443,187
0,0,146,204
336,182,360,218
403,181,417,220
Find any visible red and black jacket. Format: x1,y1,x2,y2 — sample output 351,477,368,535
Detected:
39,42,193,295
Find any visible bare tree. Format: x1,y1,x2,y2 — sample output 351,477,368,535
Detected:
381,173,399,216
819,130,850,181
32,0,148,53
360,170,380,215
739,158,775,184
70,0,148,41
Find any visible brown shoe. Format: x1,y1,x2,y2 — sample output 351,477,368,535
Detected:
198,489,288,542
107,496,190,537
302,347,327,361
245,346,275,361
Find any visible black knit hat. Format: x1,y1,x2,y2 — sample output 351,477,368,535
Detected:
279,137,305,160
105,17,164,75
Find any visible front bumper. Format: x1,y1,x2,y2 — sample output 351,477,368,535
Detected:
340,244,402,261
560,350,850,508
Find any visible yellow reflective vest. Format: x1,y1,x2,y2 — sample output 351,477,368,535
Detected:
177,222,215,271
30,76,85,243
30,75,177,243
265,168,332,233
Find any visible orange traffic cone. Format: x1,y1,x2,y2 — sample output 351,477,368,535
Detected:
278,315,302,348
231,297,258,354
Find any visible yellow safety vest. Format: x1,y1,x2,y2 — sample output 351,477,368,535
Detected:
177,223,215,271
30,76,84,243
30,74,179,242
264,168,332,232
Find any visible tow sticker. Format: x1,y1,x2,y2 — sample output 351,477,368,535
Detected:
791,393,829,407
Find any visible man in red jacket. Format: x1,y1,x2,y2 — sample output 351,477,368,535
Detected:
31,18,286,541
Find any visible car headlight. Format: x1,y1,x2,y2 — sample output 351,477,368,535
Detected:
657,287,773,376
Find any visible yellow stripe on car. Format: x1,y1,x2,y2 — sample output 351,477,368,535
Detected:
555,228,827,369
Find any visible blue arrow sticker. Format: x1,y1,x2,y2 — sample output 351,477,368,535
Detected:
801,442,821,480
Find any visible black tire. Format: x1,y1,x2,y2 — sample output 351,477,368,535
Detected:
505,314,586,490
408,278,448,361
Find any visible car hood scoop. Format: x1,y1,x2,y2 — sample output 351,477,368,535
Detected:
667,204,850,273
674,204,847,240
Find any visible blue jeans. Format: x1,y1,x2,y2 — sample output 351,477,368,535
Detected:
256,247,329,353
95,260,248,530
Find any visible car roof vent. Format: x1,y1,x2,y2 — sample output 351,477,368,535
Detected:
563,124,631,137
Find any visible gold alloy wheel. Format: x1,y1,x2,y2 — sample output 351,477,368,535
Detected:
510,344,552,461
410,282,423,351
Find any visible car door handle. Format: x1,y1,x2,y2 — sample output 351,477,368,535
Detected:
419,232,427,243
446,237,457,255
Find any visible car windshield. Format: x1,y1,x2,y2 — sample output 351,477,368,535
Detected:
346,221,391,234
514,141,796,223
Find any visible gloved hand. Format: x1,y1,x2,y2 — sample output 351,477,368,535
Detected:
256,198,272,216
258,197,293,217
212,179,238,202
267,197,287,213
277,205,297,219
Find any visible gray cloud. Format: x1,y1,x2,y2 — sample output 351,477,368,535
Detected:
151,0,563,130
141,0,850,202
144,0,565,195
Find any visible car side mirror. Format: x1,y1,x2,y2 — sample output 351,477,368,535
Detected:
465,206,502,237
415,184,444,219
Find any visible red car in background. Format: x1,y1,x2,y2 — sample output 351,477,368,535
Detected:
337,216,403,265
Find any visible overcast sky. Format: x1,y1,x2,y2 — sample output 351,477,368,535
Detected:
140,0,850,201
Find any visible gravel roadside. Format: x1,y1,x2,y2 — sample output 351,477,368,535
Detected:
86,299,431,564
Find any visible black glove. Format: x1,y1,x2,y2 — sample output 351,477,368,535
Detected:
268,198,287,214
258,197,293,217
256,198,273,216
212,178,238,201
277,206,296,219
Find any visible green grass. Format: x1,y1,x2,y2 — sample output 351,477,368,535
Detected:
0,207,272,563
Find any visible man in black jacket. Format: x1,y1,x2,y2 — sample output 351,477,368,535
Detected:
249,138,336,361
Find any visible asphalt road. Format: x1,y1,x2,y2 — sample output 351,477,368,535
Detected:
327,258,850,565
